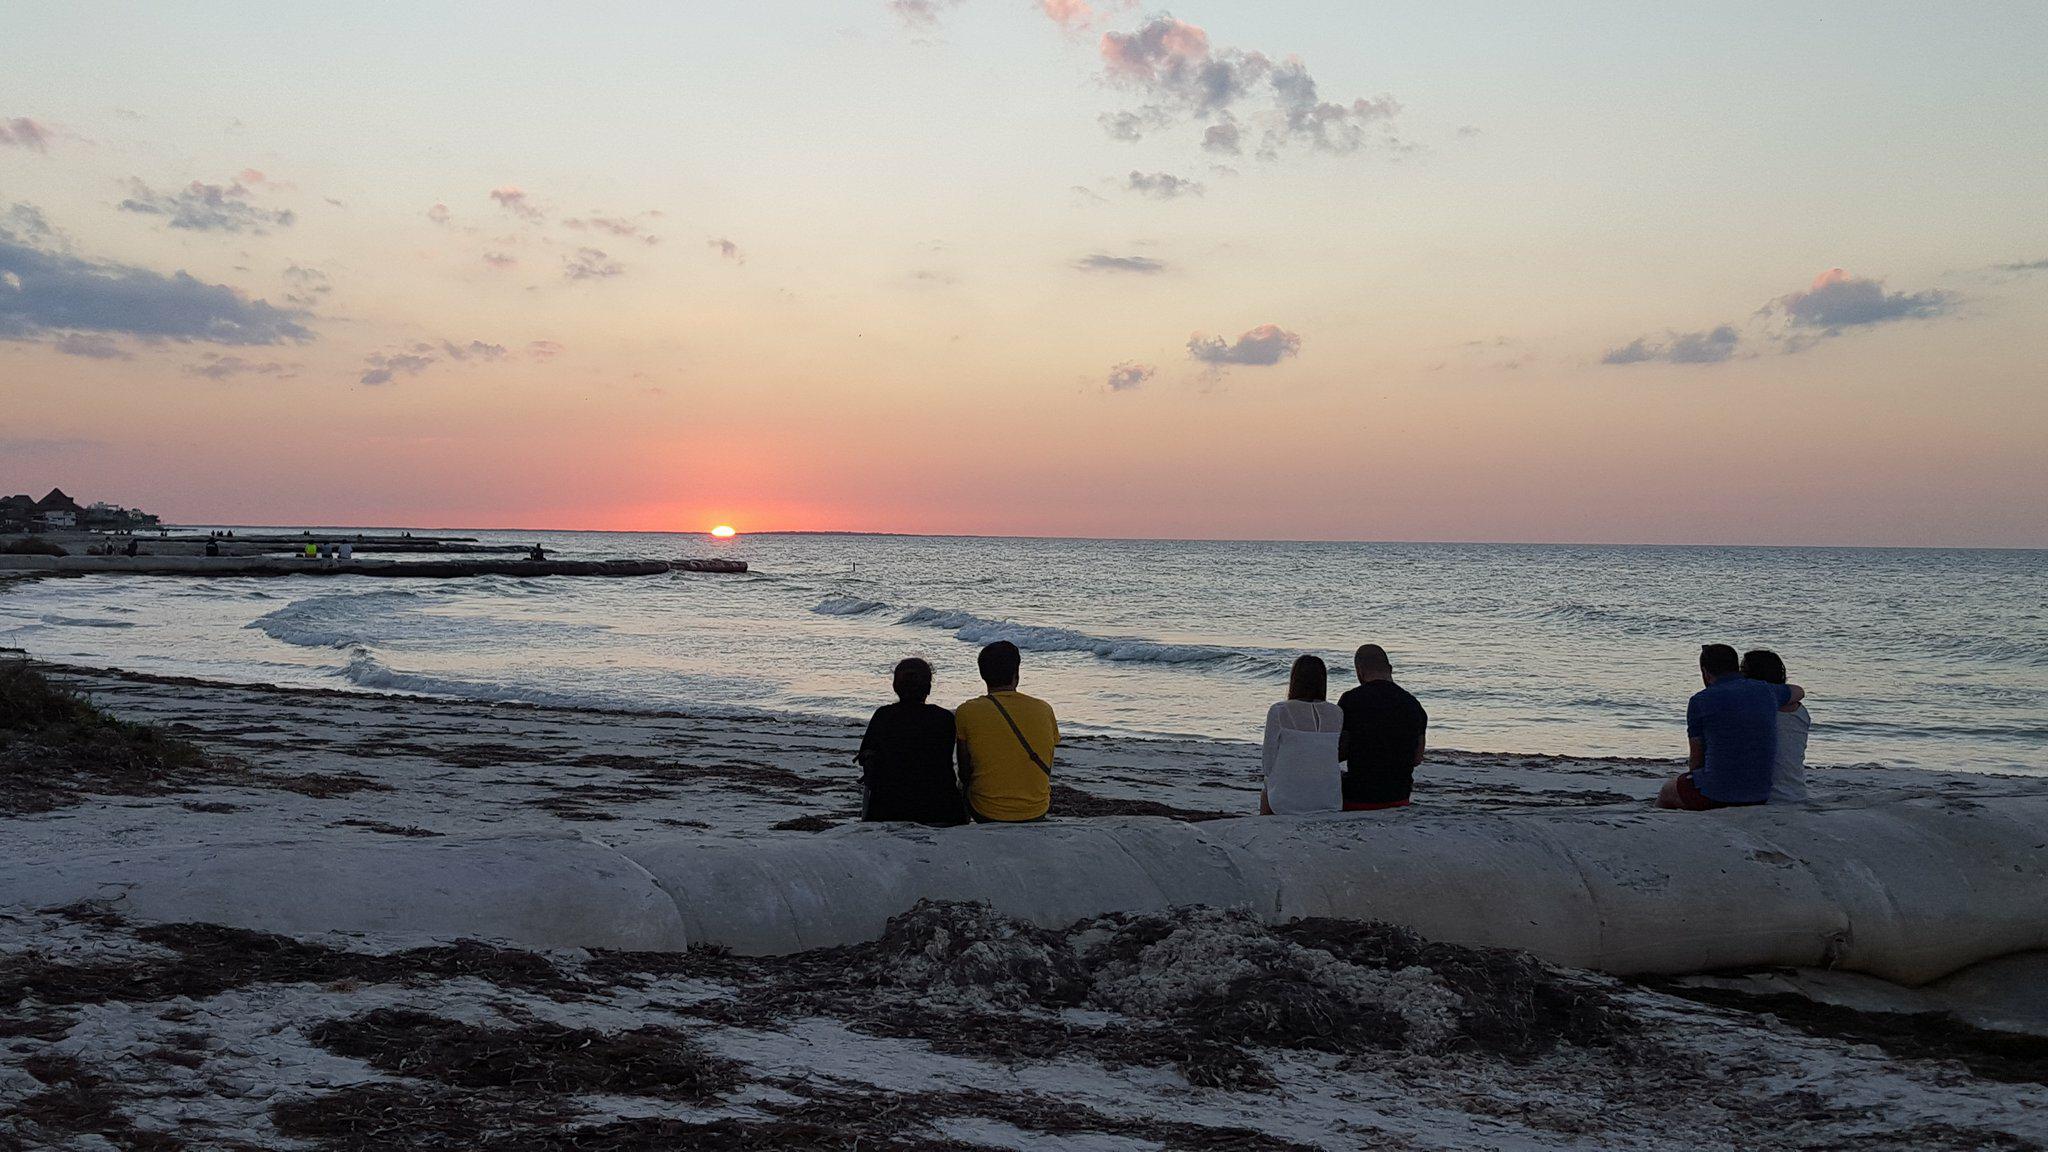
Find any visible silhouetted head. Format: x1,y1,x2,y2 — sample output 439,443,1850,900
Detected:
978,641,1021,690
1740,648,1787,685
892,657,933,703
1288,655,1328,702
1699,643,1741,682
1354,644,1392,682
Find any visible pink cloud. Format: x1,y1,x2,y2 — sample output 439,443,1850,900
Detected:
489,186,544,222
1100,16,1209,80
0,117,51,152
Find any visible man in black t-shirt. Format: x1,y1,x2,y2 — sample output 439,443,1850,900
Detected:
1336,644,1428,810
856,658,968,825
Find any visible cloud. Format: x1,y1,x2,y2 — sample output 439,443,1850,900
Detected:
355,338,506,385
439,339,506,361
1269,59,1400,154
1099,111,1147,142
1772,268,1950,331
1995,257,2048,273
1604,269,1951,366
1106,360,1155,391
888,0,964,26
566,214,659,245
564,247,623,280
0,212,314,346
53,332,131,360
489,186,545,222
358,351,433,385
1187,323,1301,367
1601,325,1740,366
281,264,331,307
1202,119,1241,154
186,353,297,381
1042,0,1095,29
482,252,518,270
425,202,452,225
1094,15,1401,156
1124,170,1203,199
709,237,744,263
0,117,51,152
527,339,564,361
118,177,296,234
1076,253,1166,274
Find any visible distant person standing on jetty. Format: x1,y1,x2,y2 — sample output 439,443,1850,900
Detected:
856,658,966,825
954,641,1058,823
1337,644,1427,810
1261,655,1345,815
1742,648,1811,804
1658,644,1805,810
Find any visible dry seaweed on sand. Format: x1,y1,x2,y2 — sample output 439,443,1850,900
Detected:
10,1053,189,1152
596,900,1634,1088
2,917,591,1010
1273,916,1634,1058
1646,978,2048,1086
307,1008,743,1100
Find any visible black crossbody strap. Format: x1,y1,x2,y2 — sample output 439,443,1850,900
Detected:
986,693,1051,777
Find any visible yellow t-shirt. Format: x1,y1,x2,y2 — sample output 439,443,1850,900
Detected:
955,690,1058,821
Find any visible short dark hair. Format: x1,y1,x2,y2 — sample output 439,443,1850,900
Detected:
1354,644,1392,674
892,657,933,702
1699,643,1740,676
1287,655,1327,702
1740,648,1787,685
977,641,1021,687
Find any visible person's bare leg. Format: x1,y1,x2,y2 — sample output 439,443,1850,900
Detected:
1655,777,1684,809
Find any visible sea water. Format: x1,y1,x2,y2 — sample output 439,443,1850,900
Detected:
4,532,2043,773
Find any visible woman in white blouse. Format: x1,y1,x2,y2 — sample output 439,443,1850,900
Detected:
1260,655,1346,815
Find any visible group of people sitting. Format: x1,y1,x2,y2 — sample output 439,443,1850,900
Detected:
856,637,1813,825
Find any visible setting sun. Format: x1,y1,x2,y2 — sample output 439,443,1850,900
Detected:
709,525,737,538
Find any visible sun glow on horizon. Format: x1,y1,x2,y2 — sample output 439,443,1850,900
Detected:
709,525,737,538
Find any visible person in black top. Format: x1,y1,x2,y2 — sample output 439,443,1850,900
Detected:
1336,643,1428,810
856,658,967,825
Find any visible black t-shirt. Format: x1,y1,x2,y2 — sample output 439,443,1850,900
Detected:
1336,680,1428,805
857,701,966,825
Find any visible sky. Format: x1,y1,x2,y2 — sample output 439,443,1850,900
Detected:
3,1,2046,545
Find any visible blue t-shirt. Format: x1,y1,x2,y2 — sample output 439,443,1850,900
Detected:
1686,675,1794,804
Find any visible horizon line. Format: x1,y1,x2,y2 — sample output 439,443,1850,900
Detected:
149,522,2048,553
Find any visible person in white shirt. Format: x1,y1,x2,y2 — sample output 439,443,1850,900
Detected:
1260,655,1345,815
1742,648,1811,804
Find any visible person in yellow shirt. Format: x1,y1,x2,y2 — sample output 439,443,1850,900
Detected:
953,640,1058,823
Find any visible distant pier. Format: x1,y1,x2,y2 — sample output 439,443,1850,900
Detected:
0,556,744,578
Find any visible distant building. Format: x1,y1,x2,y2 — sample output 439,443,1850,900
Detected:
2,488,158,533
0,495,35,532
34,488,81,530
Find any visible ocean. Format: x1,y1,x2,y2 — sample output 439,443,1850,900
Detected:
4,532,2044,773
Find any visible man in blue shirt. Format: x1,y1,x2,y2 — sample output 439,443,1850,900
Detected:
1657,644,1804,810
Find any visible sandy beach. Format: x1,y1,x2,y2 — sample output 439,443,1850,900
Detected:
5,663,2046,1150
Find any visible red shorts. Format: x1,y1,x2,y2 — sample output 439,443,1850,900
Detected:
1342,799,1412,812
1673,773,1762,812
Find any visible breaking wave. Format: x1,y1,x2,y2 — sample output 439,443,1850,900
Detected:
39,614,136,629
247,590,424,649
809,595,1291,674
812,595,890,617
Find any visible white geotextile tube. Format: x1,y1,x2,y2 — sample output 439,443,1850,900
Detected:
3,798,2042,983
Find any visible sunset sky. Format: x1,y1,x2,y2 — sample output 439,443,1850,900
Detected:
4,2,2046,545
